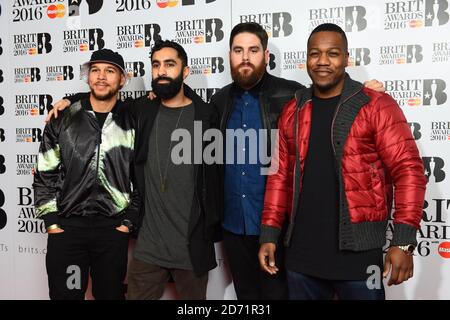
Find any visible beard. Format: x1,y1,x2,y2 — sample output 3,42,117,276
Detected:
152,72,184,100
90,84,119,101
231,60,266,89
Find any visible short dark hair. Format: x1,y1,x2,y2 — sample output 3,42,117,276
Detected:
229,22,268,50
150,40,188,67
307,23,348,52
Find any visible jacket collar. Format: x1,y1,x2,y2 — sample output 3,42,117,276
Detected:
81,96,123,114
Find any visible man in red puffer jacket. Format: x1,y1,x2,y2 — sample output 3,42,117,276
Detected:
258,23,426,300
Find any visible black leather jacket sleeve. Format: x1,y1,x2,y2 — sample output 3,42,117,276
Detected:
33,118,63,228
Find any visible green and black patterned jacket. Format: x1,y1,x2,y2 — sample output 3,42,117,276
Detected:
33,98,140,229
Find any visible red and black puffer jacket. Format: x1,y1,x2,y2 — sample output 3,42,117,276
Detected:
260,75,426,251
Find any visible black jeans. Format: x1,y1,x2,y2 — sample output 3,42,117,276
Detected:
45,225,129,300
223,229,288,300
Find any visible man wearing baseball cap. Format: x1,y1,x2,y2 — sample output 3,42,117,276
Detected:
34,49,139,300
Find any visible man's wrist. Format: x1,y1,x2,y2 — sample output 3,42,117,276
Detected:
394,244,416,255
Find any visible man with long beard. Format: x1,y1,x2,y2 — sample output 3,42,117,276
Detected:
34,49,139,299
125,40,219,300
48,41,220,300
210,22,385,300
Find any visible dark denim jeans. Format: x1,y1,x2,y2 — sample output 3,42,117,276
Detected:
287,270,385,300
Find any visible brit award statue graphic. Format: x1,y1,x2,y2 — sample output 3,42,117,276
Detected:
42,95,48,114
432,0,440,26
210,19,217,42
278,13,285,37
411,45,417,63
429,157,436,182
149,24,155,48
80,0,89,17
351,6,358,32
410,123,415,138
430,79,438,106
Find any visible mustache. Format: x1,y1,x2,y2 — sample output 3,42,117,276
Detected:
238,62,255,68
154,76,174,83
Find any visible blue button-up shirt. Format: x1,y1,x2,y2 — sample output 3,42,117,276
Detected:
223,87,266,235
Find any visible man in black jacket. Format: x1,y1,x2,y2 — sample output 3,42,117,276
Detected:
126,40,219,300
210,22,303,300
34,49,139,300
50,41,219,300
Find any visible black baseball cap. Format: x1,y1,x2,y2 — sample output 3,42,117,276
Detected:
81,49,129,83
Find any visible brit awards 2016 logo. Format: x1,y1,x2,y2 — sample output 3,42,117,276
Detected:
17,187,46,234
194,87,219,103
16,154,38,176
422,156,446,183
116,24,161,49
16,128,43,143
239,12,293,38
348,48,371,66
432,41,450,62
12,0,66,22
15,94,53,116
379,44,423,64
309,6,367,32
430,121,450,141
125,61,145,78
156,0,216,8
14,67,41,83
384,79,447,106
409,122,422,140
417,198,450,258
46,66,74,81
13,33,52,56
189,57,224,75
63,28,105,53
282,51,307,70
174,18,224,44
384,0,449,29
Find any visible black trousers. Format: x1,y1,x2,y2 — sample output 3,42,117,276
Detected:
45,225,129,300
223,229,288,300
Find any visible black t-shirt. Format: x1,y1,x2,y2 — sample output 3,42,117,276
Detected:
94,111,109,128
285,95,383,280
